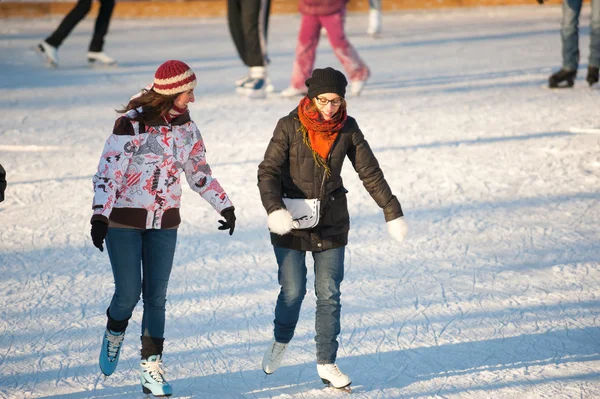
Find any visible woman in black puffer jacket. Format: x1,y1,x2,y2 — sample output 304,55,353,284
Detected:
257,67,408,390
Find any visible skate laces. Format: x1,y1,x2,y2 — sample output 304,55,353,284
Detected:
142,357,167,383
324,364,343,377
271,342,287,359
105,331,124,360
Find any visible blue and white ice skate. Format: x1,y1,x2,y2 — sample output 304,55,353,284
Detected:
140,355,172,397
99,328,125,377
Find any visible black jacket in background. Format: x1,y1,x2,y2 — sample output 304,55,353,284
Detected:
0,164,6,202
257,108,403,252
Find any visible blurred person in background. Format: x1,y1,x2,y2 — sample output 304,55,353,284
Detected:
280,0,370,98
228,0,274,98
90,60,236,397
36,0,117,68
0,164,6,202
258,67,408,391
367,0,382,36
543,0,600,88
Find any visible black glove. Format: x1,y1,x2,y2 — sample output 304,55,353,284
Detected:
91,221,108,252
218,207,236,235
537,0,544,4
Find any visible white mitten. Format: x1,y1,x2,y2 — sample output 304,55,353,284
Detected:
267,208,294,235
387,216,408,243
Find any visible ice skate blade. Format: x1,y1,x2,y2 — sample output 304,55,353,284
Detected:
236,88,267,99
142,385,172,397
88,59,118,68
321,378,352,392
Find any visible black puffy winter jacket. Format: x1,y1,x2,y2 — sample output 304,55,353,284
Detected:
257,108,403,251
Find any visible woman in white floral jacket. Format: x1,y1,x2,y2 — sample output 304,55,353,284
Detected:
90,60,235,397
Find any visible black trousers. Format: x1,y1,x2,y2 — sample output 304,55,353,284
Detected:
227,0,271,67
45,0,115,52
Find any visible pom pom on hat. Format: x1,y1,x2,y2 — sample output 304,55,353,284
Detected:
305,67,348,99
153,60,197,96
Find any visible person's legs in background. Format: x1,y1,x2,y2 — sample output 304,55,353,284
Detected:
321,10,370,95
281,13,321,97
367,0,382,36
587,0,600,86
232,0,272,97
38,0,93,67
38,0,116,67
549,0,583,88
87,0,117,65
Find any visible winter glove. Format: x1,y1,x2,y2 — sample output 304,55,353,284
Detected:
267,208,294,235
387,216,408,243
91,220,109,252
218,207,236,235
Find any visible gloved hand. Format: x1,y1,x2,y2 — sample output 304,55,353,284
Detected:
218,207,236,235
387,216,408,243
91,220,108,252
267,208,293,235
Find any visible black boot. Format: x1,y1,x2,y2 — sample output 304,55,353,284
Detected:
586,66,599,87
548,68,577,88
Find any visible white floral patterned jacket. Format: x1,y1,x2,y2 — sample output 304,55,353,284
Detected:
91,108,233,229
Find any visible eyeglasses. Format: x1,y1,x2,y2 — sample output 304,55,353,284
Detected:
315,96,343,107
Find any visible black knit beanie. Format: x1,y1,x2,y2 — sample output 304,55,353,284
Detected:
305,67,348,99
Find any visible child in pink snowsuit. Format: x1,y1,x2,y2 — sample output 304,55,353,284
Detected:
281,0,370,97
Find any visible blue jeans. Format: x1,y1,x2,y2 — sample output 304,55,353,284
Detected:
272,246,345,364
561,0,600,69
105,228,177,338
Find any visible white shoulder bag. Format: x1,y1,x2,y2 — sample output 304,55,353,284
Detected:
282,197,321,229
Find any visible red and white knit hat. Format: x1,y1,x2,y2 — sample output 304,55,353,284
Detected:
152,60,197,96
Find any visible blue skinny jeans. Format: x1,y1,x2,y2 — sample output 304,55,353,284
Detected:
105,227,177,338
272,246,345,364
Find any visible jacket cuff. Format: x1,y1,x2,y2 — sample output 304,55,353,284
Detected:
383,196,404,222
90,215,109,225
220,206,235,216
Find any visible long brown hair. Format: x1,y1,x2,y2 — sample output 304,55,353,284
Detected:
116,89,179,125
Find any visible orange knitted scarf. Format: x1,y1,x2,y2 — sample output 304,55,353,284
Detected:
297,96,347,174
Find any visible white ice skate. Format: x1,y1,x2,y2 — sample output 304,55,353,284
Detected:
36,41,59,68
236,66,268,99
262,340,288,374
351,78,368,96
236,74,274,93
88,51,117,66
317,363,352,391
280,86,308,98
367,9,382,37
